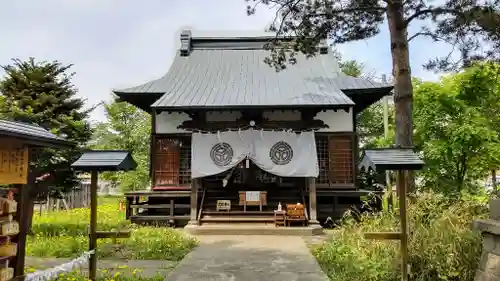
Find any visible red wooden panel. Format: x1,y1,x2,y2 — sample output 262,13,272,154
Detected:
154,138,180,185
328,136,354,184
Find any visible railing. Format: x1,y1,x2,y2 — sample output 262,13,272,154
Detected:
197,187,207,223
300,187,309,221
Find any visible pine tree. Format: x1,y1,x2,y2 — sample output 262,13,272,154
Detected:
246,0,500,190
0,57,93,195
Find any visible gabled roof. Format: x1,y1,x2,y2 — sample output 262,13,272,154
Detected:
0,119,73,148
71,150,137,172
114,29,392,111
359,148,424,171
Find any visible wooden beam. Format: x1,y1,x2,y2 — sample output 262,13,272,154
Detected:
364,232,402,240
89,171,98,281
188,179,199,225
398,170,409,281
130,204,190,209
13,183,28,277
124,191,191,197
125,197,132,219
308,177,319,224
95,231,131,239
178,119,329,131
130,215,190,221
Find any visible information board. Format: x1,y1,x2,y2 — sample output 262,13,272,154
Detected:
0,139,28,185
245,191,261,202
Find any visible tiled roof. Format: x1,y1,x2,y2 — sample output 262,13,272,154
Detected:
359,148,424,171
114,29,392,110
0,119,72,148
71,150,137,172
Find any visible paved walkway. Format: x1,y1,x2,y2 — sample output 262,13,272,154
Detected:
165,235,330,281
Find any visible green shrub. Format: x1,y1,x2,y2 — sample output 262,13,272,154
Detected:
312,192,487,281
27,197,198,260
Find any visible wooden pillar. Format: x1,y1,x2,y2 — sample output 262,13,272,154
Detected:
150,109,157,186
89,170,98,281
397,170,409,281
13,182,29,277
125,197,132,219
188,179,199,225
308,177,319,224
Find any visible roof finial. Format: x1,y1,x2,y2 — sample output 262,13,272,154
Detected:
319,38,328,54
180,30,192,56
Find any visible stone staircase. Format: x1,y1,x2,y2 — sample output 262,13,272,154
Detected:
198,185,306,225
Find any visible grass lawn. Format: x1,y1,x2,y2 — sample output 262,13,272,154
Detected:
26,196,198,261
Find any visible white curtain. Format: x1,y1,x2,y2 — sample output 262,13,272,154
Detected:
191,130,251,179
191,130,319,179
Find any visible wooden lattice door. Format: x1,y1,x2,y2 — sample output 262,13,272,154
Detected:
154,138,180,185
328,135,354,184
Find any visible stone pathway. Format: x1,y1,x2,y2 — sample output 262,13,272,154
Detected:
164,235,330,281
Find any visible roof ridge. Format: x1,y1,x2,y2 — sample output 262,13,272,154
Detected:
181,29,329,53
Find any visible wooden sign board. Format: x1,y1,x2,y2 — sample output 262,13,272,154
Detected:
216,200,231,211
238,191,267,206
0,139,28,185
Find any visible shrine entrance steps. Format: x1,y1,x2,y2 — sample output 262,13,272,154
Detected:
198,185,307,225
184,223,323,236
200,210,275,224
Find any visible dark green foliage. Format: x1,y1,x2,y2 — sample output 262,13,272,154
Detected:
0,58,93,194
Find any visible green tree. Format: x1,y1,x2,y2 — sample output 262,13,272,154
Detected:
339,59,364,78
337,56,395,148
0,58,93,193
413,63,500,194
91,100,151,192
246,0,500,179
456,62,500,191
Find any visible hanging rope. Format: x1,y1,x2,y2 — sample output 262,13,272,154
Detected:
24,249,95,281
189,127,320,134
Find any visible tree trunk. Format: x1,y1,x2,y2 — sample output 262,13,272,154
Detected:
387,1,415,192
492,169,498,193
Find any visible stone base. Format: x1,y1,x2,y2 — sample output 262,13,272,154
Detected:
474,219,500,281
184,224,324,236
476,268,500,281
308,220,320,225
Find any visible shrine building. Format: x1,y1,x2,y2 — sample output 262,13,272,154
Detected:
115,30,392,232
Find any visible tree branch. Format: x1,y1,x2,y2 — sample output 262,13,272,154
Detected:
305,6,387,17
408,32,436,42
404,8,465,27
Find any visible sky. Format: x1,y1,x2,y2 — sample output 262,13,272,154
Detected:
0,0,455,122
